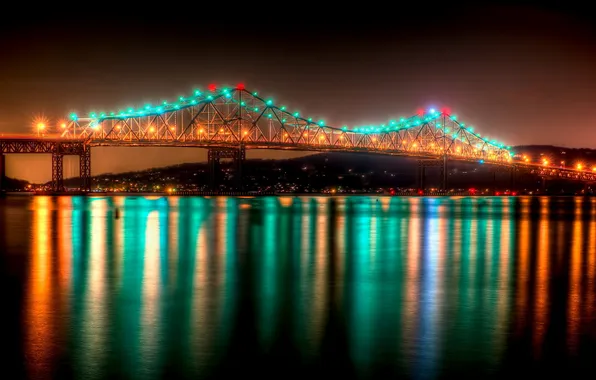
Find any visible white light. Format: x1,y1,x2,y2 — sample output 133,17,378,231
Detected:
429,108,436,114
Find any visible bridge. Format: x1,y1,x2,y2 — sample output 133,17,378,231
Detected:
1,84,595,193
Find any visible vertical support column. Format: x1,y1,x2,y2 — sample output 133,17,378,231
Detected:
235,145,246,191
540,177,546,193
0,154,5,193
440,161,447,190
52,153,64,193
417,160,426,190
208,148,219,192
79,146,91,192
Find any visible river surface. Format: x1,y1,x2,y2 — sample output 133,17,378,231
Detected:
1,195,595,379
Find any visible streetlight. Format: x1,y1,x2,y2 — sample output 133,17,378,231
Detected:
37,122,45,136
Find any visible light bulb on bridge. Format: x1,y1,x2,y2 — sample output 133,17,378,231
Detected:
37,122,45,130
60,123,67,129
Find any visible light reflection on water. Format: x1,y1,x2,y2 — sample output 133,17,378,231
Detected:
1,195,596,378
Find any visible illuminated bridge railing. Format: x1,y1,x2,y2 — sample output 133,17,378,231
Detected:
61,87,513,163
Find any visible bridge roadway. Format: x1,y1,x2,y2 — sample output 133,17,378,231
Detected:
1,136,595,193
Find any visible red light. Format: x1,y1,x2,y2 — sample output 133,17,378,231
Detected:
512,191,517,196
416,108,424,116
236,83,245,90
417,189,424,195
441,106,451,114
390,189,395,195
208,83,217,92
495,191,501,196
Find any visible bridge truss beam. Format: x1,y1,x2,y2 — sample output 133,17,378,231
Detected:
62,88,513,165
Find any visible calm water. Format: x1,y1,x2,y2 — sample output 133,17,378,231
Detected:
1,195,596,379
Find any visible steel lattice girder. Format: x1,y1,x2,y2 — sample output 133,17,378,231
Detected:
62,89,512,163
0,139,87,154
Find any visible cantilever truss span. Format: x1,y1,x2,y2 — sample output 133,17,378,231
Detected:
61,87,512,164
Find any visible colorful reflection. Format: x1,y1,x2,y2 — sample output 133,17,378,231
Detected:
14,195,596,378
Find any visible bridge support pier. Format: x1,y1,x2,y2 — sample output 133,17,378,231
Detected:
0,154,5,193
417,162,426,190
79,146,91,192
52,153,64,192
208,146,245,192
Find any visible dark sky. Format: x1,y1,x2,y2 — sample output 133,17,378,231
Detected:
2,4,596,182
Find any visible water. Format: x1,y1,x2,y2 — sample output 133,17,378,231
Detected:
1,195,595,379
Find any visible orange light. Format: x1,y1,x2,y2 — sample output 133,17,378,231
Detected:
543,159,549,166
37,122,45,130
283,133,288,137
116,125,121,130
243,131,248,135
372,137,377,142
149,127,155,133
199,128,204,133
170,126,175,131
60,123,67,129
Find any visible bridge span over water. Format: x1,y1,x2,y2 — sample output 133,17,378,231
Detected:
1,85,594,192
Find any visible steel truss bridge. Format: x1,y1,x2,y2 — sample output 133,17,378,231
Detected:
1,85,595,193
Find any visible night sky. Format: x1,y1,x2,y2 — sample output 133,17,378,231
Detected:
2,4,596,182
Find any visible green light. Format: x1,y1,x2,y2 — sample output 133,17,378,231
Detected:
293,112,299,117
342,126,347,130
90,112,96,118
254,107,259,112
157,107,163,113
174,105,179,109
399,118,405,122
308,118,312,122
100,112,106,117
225,93,232,98
109,112,115,116
390,120,396,125
191,100,197,104
179,96,185,101
207,96,213,100
70,113,77,120
282,118,286,123
266,99,273,106
127,108,133,113
253,92,258,96
280,106,286,110
194,90,201,96
318,120,325,126
240,101,246,106
267,113,272,118
163,100,168,105
451,115,457,120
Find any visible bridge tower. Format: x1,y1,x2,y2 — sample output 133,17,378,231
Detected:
79,146,91,192
51,153,64,192
207,146,245,192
